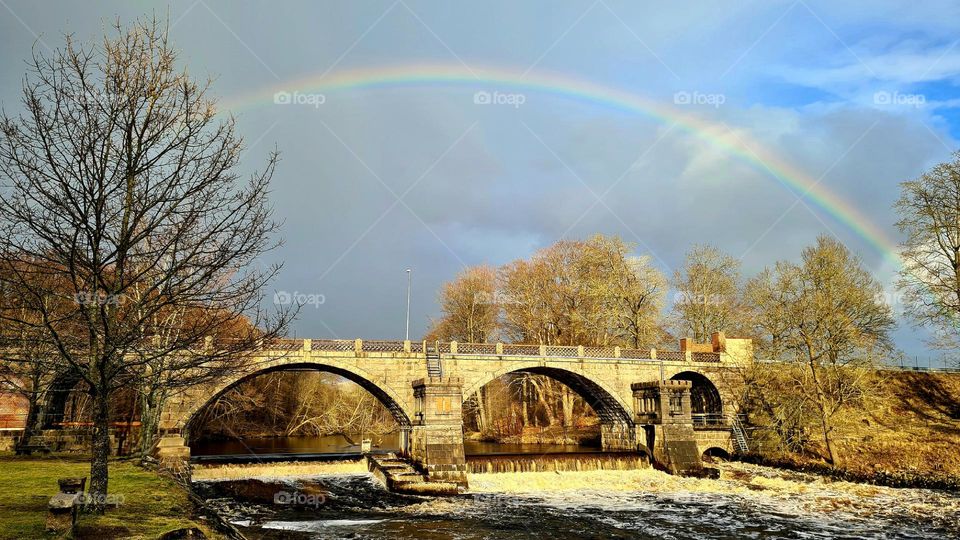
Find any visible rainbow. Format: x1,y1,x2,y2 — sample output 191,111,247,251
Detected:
221,63,902,267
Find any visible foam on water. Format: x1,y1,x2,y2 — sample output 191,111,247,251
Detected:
204,462,960,539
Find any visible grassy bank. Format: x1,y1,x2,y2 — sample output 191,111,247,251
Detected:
749,371,960,490
0,455,219,539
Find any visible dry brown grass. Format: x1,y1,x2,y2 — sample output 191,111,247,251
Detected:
838,372,960,476
753,371,960,486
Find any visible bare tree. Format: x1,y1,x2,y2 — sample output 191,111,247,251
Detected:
0,19,289,511
743,236,894,464
895,151,960,357
672,245,746,342
425,265,499,343
499,235,666,348
589,239,667,349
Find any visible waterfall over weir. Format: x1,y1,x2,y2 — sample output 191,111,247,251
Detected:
466,451,649,474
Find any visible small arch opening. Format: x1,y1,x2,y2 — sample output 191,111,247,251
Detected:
702,447,731,462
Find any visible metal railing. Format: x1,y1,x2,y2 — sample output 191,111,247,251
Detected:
691,413,730,427
257,339,727,364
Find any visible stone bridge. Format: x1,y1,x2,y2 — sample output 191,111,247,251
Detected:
156,332,752,486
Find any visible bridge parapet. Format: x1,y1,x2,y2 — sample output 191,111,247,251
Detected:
260,332,750,365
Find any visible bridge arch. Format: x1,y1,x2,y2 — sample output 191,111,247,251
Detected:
670,371,723,418
181,360,414,435
42,368,84,429
462,361,634,427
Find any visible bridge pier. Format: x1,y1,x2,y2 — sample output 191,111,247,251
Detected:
600,422,641,452
408,377,468,489
152,433,191,481
633,380,711,477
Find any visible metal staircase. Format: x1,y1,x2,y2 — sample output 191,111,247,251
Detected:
426,342,443,377
730,416,750,454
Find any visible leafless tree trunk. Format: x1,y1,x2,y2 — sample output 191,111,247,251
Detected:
0,18,291,511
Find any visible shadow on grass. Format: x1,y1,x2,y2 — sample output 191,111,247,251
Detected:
892,372,960,425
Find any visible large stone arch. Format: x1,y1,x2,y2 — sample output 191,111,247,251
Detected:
461,360,635,427
178,359,414,437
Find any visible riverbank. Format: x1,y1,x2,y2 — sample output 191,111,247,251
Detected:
0,454,220,539
745,371,960,491
739,452,960,491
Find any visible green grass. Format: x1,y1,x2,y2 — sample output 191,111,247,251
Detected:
0,454,219,539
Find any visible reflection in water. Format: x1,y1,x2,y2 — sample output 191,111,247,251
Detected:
191,434,598,456
198,462,960,539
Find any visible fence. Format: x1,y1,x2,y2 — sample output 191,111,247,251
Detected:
263,339,724,363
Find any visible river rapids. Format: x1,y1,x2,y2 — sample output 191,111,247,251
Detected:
196,461,960,539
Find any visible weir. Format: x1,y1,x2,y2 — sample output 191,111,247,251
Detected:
466,451,648,474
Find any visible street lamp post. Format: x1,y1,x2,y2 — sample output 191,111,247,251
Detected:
405,268,412,341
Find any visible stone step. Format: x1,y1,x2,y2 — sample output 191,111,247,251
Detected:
366,455,463,496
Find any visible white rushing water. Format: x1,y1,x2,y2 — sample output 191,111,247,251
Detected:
202,461,960,539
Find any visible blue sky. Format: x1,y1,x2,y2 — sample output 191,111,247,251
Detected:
2,1,959,362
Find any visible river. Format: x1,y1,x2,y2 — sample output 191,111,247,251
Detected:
195,460,960,539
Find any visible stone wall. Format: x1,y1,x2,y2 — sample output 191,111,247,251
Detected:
150,335,750,480
408,377,468,487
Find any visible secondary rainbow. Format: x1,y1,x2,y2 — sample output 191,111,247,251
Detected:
221,63,902,267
